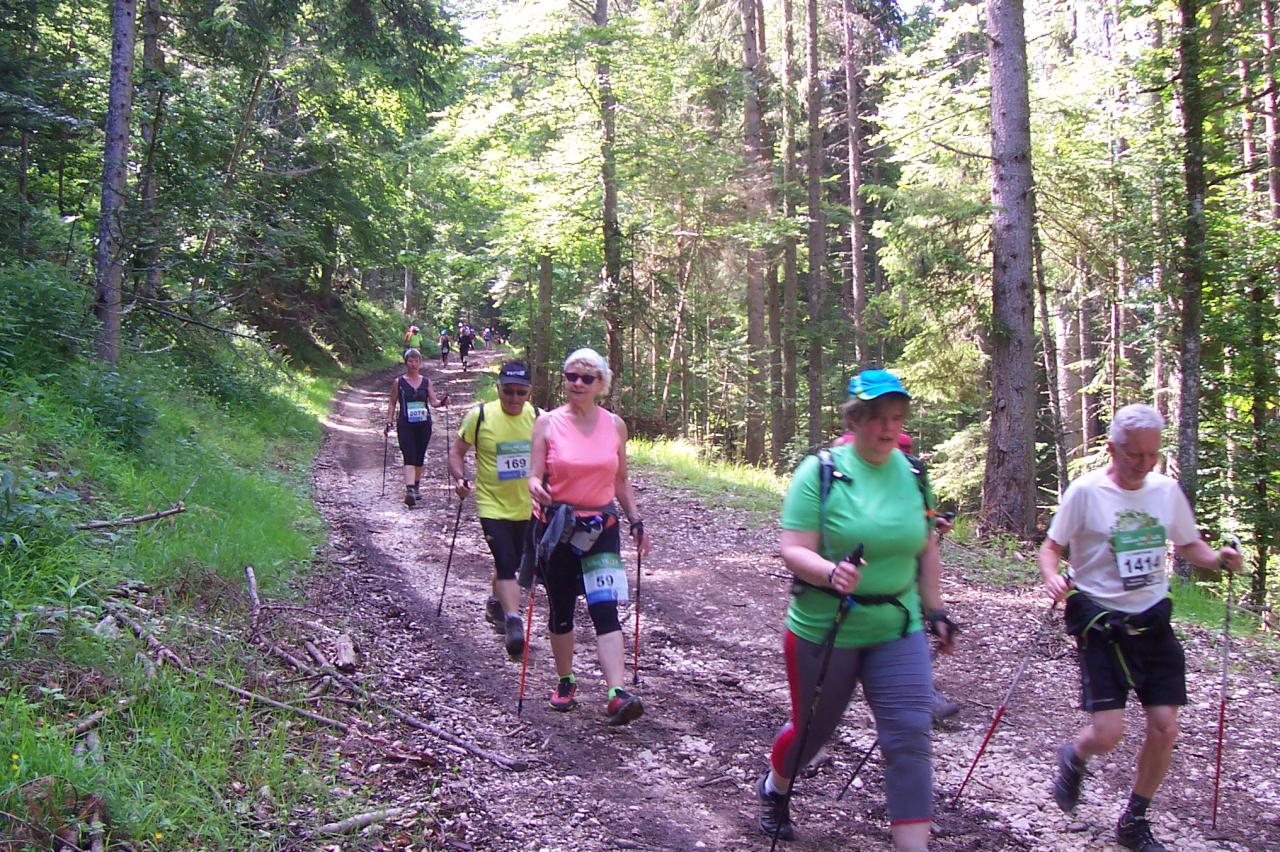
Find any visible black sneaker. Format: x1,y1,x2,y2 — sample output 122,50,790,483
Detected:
1116,813,1168,851
504,614,525,657
484,597,504,633
404,487,416,508
604,689,644,726
1052,742,1084,813
932,696,961,724
756,773,795,841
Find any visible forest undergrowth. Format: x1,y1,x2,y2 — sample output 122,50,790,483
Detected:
0,264,401,846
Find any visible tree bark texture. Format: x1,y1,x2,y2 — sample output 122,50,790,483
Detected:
741,0,768,464
805,0,826,449
593,0,625,408
980,0,1037,537
1031,192,1068,496
94,0,138,365
841,0,868,366
136,0,165,301
1176,0,1205,519
534,252,553,409
781,0,799,455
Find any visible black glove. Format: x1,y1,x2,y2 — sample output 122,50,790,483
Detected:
628,518,645,540
925,609,960,639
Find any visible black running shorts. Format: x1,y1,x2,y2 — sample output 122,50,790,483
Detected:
1075,616,1187,712
480,517,531,581
397,420,431,467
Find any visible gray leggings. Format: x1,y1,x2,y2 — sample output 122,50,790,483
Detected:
769,628,934,824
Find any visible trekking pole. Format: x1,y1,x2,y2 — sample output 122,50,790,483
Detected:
435,498,465,617
1211,535,1242,829
441,404,452,509
632,548,643,685
380,425,390,497
770,544,863,852
835,735,878,801
951,599,1057,808
517,582,537,715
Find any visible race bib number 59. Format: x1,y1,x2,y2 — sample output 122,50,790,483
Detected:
582,551,628,605
1112,526,1166,590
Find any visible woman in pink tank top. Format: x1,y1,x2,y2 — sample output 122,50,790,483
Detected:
529,347,653,726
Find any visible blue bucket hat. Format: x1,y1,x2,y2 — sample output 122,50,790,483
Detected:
848,369,910,400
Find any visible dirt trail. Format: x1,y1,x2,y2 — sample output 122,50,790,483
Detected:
307,354,1279,851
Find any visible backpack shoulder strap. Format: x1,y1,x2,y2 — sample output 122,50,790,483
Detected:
470,402,486,444
903,452,935,521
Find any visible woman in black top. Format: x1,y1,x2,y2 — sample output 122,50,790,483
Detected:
384,348,448,507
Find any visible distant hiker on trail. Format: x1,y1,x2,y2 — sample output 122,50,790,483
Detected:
757,369,956,848
458,326,475,369
438,329,451,365
448,360,539,659
384,348,448,508
527,347,652,726
482,326,493,349
404,324,422,353
1040,403,1242,852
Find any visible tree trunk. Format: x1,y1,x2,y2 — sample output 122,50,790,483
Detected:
741,0,768,464
805,0,826,448
1176,0,1206,525
781,0,799,456
593,0,625,407
94,0,139,365
769,263,784,467
191,64,266,306
136,0,165,302
841,0,868,366
534,252,553,409
1264,0,1280,222
1032,192,1068,496
1054,293,1083,460
980,0,1037,538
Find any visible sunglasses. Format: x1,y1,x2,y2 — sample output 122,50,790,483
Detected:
563,372,598,385
500,386,530,397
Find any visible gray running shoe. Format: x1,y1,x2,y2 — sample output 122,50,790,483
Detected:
1116,813,1168,852
484,596,504,633
1052,742,1084,813
503,614,525,657
756,773,795,841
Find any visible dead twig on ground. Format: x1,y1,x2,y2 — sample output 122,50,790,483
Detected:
71,697,137,736
244,565,261,635
106,604,351,733
75,478,199,531
313,806,411,836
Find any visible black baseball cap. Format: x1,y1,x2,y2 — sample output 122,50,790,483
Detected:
498,361,532,386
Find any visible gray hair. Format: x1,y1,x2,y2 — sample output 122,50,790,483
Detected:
563,347,612,396
1110,404,1164,444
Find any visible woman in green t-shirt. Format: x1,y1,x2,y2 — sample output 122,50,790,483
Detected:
756,369,958,851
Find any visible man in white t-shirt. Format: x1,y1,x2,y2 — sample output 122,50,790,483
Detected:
1039,403,1241,852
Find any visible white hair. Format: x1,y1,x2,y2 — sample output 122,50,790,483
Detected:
1110,404,1165,444
563,347,612,395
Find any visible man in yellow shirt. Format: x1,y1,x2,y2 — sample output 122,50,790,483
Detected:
448,361,538,657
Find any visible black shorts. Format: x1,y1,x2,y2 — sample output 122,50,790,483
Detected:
1071,600,1187,712
397,420,431,467
542,522,622,637
480,517,531,581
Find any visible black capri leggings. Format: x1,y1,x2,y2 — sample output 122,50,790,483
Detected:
543,522,622,637
397,420,432,467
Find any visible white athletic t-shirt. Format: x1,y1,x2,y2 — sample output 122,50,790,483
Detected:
1046,468,1200,613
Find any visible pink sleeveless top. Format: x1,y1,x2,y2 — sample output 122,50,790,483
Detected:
545,406,619,511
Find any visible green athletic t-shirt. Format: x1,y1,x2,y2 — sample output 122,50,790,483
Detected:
457,401,537,521
780,445,933,648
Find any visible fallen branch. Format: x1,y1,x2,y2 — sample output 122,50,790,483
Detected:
107,605,350,733
334,634,360,674
71,697,137,736
244,565,261,635
76,479,200,532
314,806,411,836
